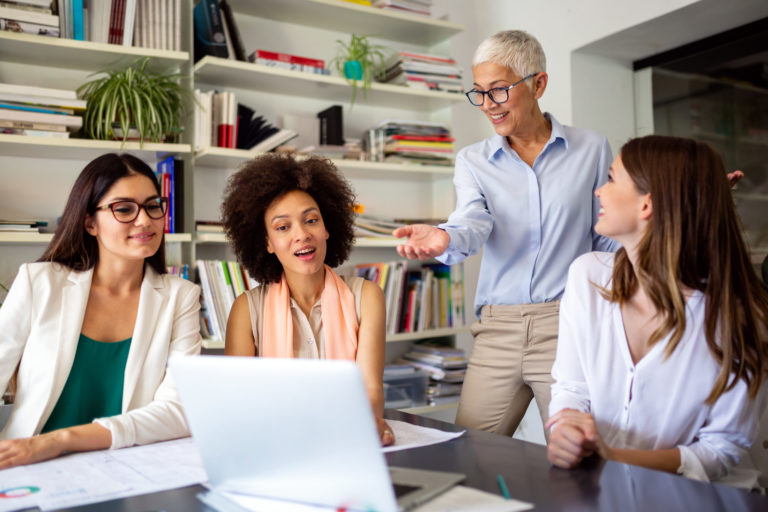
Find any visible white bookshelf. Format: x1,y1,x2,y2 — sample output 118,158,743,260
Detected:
0,232,192,244
226,0,464,46
0,134,191,160
194,147,453,180
194,57,465,111
0,31,188,71
202,325,469,350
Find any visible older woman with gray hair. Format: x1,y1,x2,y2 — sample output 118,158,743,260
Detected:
393,30,617,437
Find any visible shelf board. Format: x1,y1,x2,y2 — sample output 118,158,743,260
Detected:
196,232,404,248
0,32,189,72
0,134,190,160
227,0,464,45
733,192,768,201
194,57,465,111
194,147,454,179
752,248,768,265
0,232,192,244
386,326,470,342
202,325,469,349
399,399,459,415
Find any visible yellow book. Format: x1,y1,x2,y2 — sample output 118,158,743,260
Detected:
339,0,372,5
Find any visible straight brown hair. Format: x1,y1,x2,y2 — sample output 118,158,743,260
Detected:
605,135,768,403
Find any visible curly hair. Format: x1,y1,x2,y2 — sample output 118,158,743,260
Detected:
221,154,356,283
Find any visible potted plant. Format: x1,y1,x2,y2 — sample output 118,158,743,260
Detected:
77,57,192,144
330,34,389,106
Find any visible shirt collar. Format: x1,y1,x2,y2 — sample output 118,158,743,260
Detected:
485,112,568,161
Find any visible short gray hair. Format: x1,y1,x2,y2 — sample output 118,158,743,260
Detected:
472,30,546,85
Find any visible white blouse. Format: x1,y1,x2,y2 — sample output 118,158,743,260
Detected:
550,252,766,488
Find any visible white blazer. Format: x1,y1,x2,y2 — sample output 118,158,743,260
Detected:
0,262,202,449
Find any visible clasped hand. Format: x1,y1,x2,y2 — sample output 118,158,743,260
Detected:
545,409,612,469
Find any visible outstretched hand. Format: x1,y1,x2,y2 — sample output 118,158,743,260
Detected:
392,224,450,260
727,170,744,188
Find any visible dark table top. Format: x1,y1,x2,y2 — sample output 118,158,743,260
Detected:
55,410,768,511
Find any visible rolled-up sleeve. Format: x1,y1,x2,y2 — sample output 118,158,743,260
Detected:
677,381,766,487
437,150,493,265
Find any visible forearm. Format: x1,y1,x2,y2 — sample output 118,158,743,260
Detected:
52,422,113,454
606,447,681,474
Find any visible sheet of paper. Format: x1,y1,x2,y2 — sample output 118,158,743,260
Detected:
0,437,207,512
412,485,533,512
383,419,465,453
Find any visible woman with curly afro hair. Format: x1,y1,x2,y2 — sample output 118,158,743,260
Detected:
221,154,393,446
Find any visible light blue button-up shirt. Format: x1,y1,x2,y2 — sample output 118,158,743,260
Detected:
438,114,618,316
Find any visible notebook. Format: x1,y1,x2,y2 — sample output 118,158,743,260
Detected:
169,355,465,512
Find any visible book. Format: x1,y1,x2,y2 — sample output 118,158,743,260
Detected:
193,0,227,62
71,0,83,39
0,83,77,100
0,119,67,131
0,102,74,115
0,16,59,35
1,127,70,138
122,0,136,46
0,4,58,26
218,0,245,61
250,128,298,153
317,105,343,146
248,49,325,69
0,108,82,129
0,93,85,110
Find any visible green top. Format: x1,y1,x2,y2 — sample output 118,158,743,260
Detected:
41,333,132,433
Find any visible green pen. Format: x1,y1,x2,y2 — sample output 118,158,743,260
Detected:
497,473,511,500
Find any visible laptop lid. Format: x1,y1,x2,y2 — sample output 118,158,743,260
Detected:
170,356,460,512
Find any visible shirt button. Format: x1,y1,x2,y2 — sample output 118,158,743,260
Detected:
629,367,634,373
624,405,628,411
308,338,314,344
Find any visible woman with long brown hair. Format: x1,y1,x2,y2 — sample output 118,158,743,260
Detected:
546,135,768,487
0,153,201,469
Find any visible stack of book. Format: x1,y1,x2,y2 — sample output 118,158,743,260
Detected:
193,0,245,62
248,49,329,76
397,343,468,402
0,83,84,137
0,0,59,37
0,219,47,233
372,0,432,17
166,264,190,280
378,51,463,93
196,259,258,342
195,220,224,234
365,120,454,166
352,260,465,335
193,90,297,152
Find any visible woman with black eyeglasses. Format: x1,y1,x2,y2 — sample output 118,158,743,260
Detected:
393,30,619,439
0,153,201,469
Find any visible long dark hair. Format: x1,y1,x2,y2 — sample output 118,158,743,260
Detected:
605,135,768,403
38,153,166,274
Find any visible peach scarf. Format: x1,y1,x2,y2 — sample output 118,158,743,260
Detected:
261,265,358,359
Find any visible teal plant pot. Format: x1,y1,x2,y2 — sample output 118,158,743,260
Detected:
344,60,363,80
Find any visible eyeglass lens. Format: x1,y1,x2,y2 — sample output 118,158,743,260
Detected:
111,199,167,222
468,88,509,106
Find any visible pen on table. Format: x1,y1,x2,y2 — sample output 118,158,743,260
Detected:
497,473,511,500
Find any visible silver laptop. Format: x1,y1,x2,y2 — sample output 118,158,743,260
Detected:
170,355,464,512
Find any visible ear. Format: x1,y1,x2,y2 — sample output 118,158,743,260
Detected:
532,72,548,100
638,193,652,221
266,236,274,254
84,214,97,236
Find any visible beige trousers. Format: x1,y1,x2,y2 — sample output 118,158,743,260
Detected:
455,301,560,436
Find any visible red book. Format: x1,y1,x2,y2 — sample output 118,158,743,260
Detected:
162,172,171,233
253,50,325,68
390,135,455,142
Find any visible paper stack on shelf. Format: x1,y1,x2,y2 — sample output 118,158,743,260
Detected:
373,0,432,17
0,0,59,37
365,120,454,166
397,343,468,386
0,83,84,136
377,50,463,94
0,219,47,233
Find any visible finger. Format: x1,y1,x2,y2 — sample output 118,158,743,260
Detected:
392,226,410,238
396,245,407,258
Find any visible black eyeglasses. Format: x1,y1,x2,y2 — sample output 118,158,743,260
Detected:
465,73,539,106
94,197,169,223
